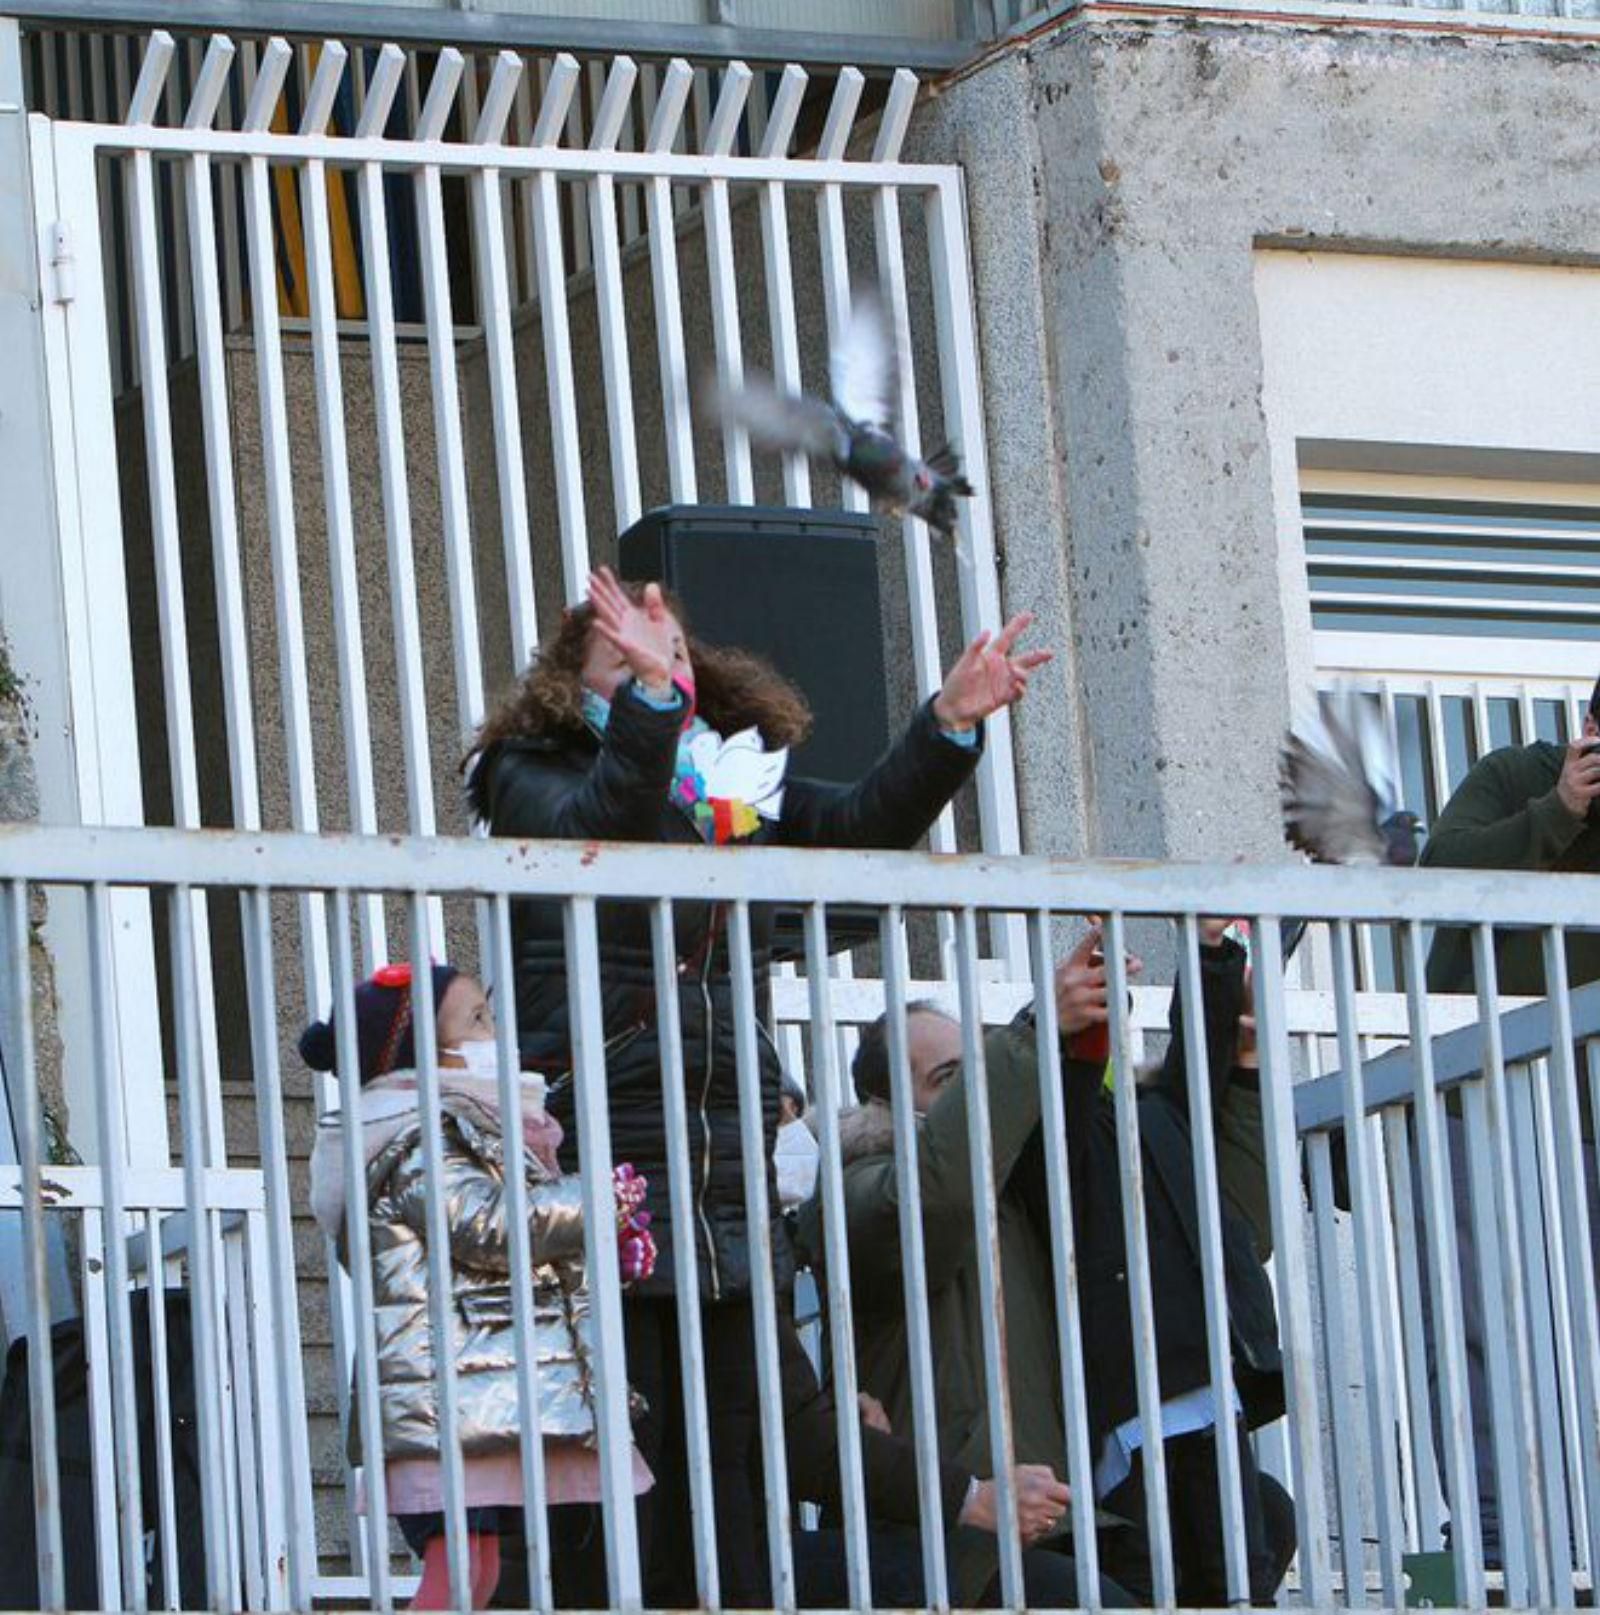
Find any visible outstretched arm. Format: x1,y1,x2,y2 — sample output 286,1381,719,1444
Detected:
778,612,1051,849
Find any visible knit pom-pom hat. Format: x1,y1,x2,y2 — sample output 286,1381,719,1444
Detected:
298,962,460,1085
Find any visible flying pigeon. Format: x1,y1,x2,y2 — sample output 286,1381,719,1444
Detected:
711,296,975,543
1280,687,1421,867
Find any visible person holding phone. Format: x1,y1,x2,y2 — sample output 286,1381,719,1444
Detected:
1411,672,1600,1569
1422,672,1600,998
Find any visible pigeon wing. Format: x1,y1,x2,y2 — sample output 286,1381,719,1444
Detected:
829,296,898,431
1279,708,1387,865
713,374,840,458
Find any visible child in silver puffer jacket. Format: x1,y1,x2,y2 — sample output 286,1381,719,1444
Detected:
303,962,654,1608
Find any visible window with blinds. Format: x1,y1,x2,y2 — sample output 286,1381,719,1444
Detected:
1304,491,1600,642
1304,485,1600,991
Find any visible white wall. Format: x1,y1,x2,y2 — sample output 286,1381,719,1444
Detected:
1253,250,1600,694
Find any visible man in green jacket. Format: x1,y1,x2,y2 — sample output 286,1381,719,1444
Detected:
794,934,1129,1607
1412,674,1599,1568
1421,676,1600,994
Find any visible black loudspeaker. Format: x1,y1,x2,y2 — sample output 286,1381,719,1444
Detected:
617,505,891,784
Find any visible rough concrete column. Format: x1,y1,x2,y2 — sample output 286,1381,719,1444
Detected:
907,55,1096,858
1029,23,1294,861
0,644,69,1160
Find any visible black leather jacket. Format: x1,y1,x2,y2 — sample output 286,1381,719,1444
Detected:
1014,939,1285,1438
466,682,982,1300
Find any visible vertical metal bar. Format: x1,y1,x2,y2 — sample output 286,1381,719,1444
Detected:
169,886,235,1610
643,59,697,505
925,174,1026,969
217,44,244,334
3,880,64,1610
468,56,539,675
814,69,866,515
871,94,961,895
755,64,810,506
488,895,554,1611
802,901,870,1610
563,64,592,272
1253,913,1335,1606
326,889,393,1605
1330,920,1406,1604
1542,927,1600,1586
141,1211,181,1610
407,893,473,1613
1400,919,1486,1604
1383,1106,1442,1549
564,896,643,1607
297,42,386,963
726,901,795,1607
647,898,720,1606
354,63,444,872
240,889,315,1606
414,84,490,749
1104,910,1176,1607
86,883,147,1608
224,1228,266,1612
239,38,331,1016
1510,1057,1576,1603
1459,1076,1529,1597
1469,924,1547,1599
529,55,589,600
587,56,642,533
1307,1135,1366,1601
1025,910,1101,1606
878,904,950,1608
242,1210,291,1610
953,906,1023,1604
163,56,195,361
701,61,753,502
127,127,227,1132
1174,913,1249,1603
512,60,538,302
80,1209,122,1608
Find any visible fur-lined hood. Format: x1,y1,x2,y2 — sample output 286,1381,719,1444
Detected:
836,1100,900,1169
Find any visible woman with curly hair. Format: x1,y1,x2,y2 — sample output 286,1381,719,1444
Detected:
465,565,1049,1607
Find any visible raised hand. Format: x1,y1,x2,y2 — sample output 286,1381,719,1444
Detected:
932,612,1053,731
1054,919,1142,1036
588,567,680,697
1054,925,1107,1038
1557,735,1600,821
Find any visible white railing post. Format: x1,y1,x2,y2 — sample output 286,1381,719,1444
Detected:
0,47,168,1172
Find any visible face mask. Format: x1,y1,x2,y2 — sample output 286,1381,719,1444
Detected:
775,1119,820,1209
443,1040,503,1083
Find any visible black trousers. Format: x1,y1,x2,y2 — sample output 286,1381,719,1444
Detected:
982,1543,1141,1608
1099,1423,1294,1606
625,1294,768,1608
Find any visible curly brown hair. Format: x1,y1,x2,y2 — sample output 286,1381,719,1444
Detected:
469,581,814,758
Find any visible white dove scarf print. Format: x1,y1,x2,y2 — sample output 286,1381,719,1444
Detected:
583,686,789,845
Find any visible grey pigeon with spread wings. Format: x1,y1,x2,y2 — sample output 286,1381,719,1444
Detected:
713,296,974,541
1280,687,1421,866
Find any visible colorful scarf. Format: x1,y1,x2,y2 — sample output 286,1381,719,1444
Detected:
583,688,788,846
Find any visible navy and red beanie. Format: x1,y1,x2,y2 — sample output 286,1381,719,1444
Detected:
298,963,460,1084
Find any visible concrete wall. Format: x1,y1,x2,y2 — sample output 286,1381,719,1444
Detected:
907,14,1600,863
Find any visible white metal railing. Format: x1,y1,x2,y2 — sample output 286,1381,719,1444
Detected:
1,822,1597,1611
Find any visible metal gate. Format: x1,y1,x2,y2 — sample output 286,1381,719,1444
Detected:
7,27,1020,1596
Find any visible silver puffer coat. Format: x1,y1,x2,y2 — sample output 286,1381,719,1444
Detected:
310,1078,598,1465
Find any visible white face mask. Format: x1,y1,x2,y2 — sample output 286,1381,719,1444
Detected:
775,1119,820,1209
443,1040,504,1083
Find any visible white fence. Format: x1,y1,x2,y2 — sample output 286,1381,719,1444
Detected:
1,824,1598,1611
